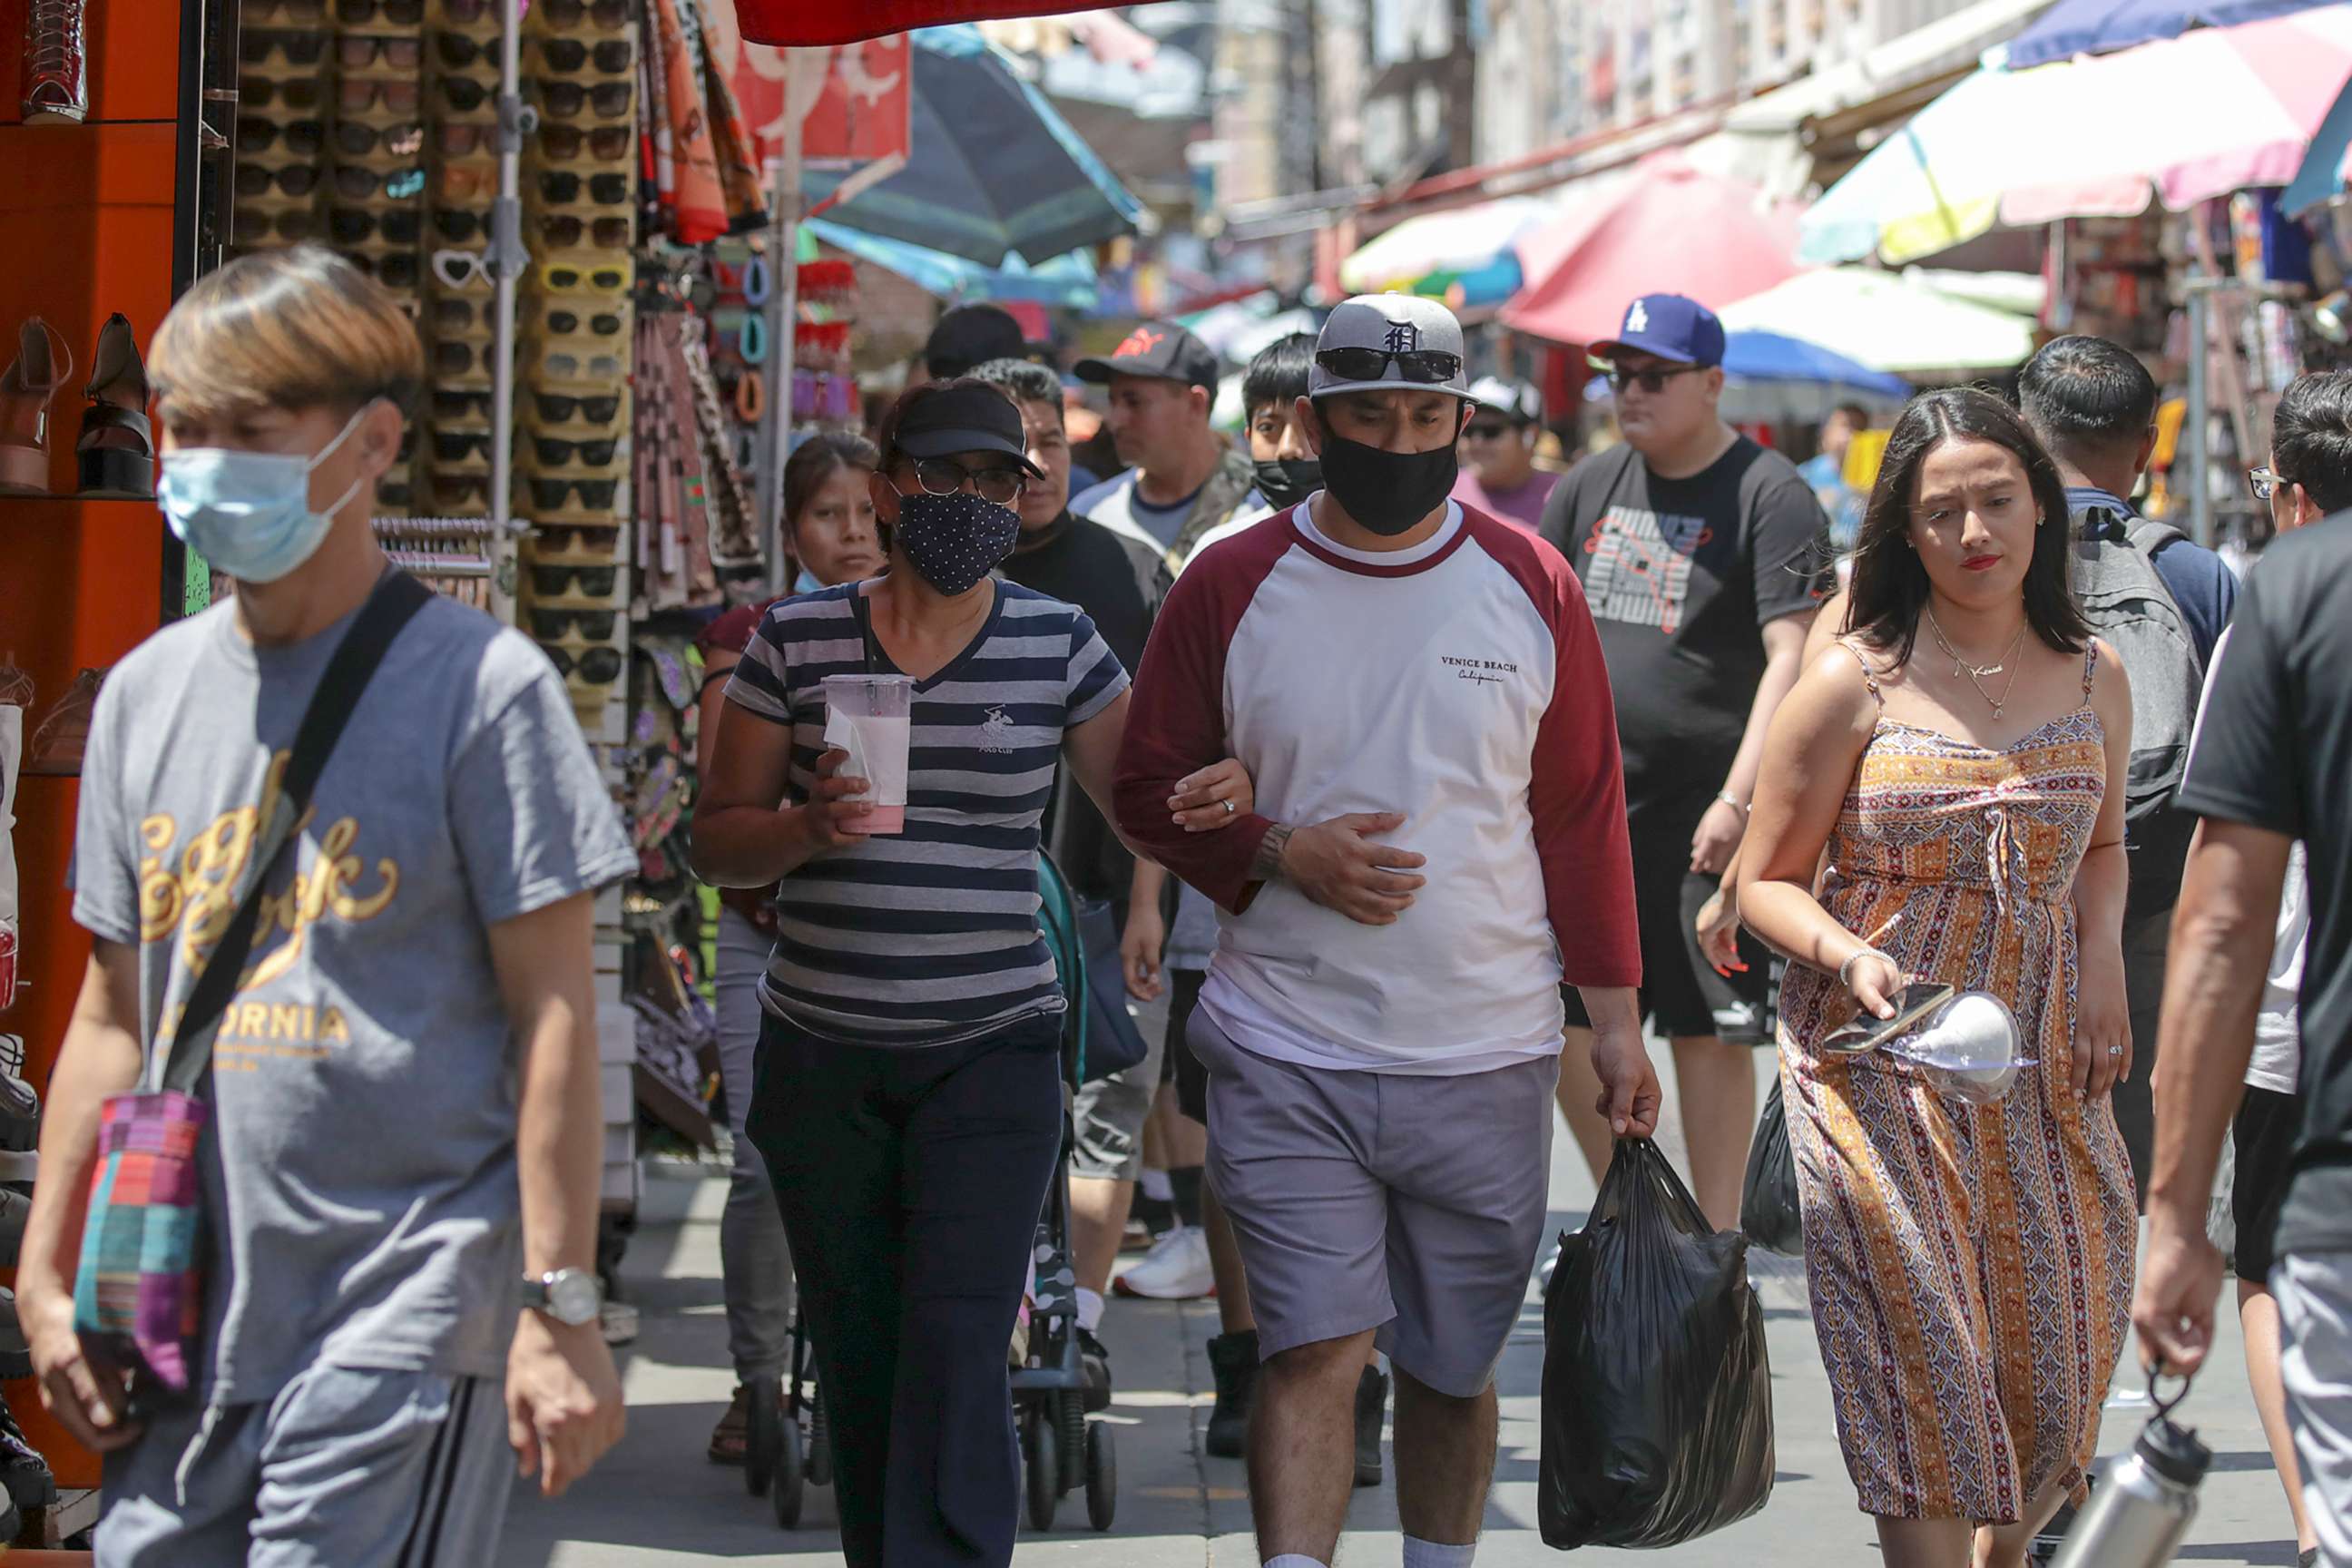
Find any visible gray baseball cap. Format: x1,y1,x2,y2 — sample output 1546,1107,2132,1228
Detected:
1308,294,1472,400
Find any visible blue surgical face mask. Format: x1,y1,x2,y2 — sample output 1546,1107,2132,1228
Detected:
793,567,826,595
156,405,373,583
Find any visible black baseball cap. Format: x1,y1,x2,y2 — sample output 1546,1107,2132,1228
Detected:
1073,320,1220,389
924,305,1027,379
893,381,1044,477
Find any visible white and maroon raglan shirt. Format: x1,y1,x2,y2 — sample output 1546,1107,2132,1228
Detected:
1113,497,1641,1074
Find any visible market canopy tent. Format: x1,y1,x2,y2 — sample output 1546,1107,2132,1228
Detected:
1499,153,1806,344
739,0,1117,46
1717,268,2042,373
2006,0,2337,64
798,25,1145,266
2285,67,2352,211
1802,5,2352,263
1338,198,1554,309
1723,330,1914,397
805,216,1100,307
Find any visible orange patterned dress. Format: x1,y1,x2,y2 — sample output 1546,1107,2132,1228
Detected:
1777,642,2137,1523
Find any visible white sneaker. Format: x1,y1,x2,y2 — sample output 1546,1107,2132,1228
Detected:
1112,1223,1215,1299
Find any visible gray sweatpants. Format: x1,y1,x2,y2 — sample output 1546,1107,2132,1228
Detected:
95,1365,513,1568
715,906,793,1381
2277,1250,2352,1568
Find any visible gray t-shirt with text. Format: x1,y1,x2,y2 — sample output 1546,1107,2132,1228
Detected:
72,592,635,1404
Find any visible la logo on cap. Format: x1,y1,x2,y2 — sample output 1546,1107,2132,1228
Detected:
1115,327,1165,358
1625,299,1651,333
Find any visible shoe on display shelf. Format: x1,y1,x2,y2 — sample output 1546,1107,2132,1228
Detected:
0,1389,54,1510
1112,1223,1213,1300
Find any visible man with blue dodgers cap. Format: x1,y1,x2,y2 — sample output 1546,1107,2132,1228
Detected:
1115,291,1659,1568
1538,292,1830,1232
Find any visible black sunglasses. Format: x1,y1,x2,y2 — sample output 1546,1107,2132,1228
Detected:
240,29,326,64
530,564,621,597
240,77,319,110
246,0,326,20
438,0,492,20
438,122,493,157
234,163,318,197
531,477,620,511
435,389,494,424
354,251,419,289
231,208,318,244
335,120,424,158
433,208,489,243
336,0,423,21
540,123,634,163
437,75,493,113
544,308,625,338
903,457,1025,506
538,214,632,250
1595,362,1707,395
533,436,620,466
337,34,422,70
1315,347,1463,385
537,37,633,74
534,392,622,425
431,431,495,465
338,77,421,113
435,339,490,376
545,645,624,683
529,608,619,641
329,208,421,246
537,172,631,206
541,0,630,25
436,31,501,69
539,80,632,118
236,115,324,154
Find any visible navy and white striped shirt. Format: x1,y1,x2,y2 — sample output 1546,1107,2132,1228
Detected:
725,581,1130,1046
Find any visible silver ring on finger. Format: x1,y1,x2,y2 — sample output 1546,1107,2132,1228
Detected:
2107,1045,2122,1057
1222,799,1236,814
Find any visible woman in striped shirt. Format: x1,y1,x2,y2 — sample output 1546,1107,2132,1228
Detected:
694,379,1251,1568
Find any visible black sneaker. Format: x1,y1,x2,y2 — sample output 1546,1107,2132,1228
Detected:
0,1390,55,1510
1205,1329,1258,1459
0,1188,27,1272
1354,1365,1387,1488
1077,1327,1112,1414
0,1038,35,1154
0,1290,27,1383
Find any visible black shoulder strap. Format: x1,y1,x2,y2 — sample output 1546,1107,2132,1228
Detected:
157,572,435,1095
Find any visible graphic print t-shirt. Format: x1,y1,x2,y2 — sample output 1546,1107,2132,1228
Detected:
71,593,636,1403
1540,437,1828,800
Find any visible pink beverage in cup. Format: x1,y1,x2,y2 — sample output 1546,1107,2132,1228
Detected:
820,673,914,835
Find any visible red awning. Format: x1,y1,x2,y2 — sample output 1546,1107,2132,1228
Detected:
739,0,1111,46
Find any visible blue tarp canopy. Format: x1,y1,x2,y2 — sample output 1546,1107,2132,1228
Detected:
2006,0,2334,66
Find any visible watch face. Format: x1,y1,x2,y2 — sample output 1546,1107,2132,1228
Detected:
548,1271,602,1325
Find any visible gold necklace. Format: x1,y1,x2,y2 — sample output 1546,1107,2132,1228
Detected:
1926,610,2027,719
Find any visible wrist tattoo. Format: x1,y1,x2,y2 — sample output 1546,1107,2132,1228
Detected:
1251,822,1294,884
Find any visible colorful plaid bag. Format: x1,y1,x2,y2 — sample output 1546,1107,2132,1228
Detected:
71,573,431,1394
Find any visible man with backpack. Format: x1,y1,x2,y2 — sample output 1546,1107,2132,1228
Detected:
2018,334,2239,1195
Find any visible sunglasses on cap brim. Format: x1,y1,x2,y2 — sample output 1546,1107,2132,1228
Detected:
1315,347,1462,385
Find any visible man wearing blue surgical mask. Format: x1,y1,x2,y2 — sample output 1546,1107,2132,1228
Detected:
17,246,636,1567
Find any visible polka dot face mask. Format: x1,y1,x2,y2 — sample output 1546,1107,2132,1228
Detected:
893,489,1022,596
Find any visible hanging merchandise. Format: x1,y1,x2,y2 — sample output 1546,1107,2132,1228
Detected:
0,660,25,1015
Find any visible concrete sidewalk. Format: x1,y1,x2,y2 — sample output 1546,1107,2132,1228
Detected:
498,1054,2308,1566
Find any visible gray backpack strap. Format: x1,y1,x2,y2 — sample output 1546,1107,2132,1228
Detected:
2124,516,2190,560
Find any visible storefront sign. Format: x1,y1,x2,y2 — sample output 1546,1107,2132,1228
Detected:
731,35,913,169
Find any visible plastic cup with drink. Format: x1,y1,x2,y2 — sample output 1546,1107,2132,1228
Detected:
821,673,913,835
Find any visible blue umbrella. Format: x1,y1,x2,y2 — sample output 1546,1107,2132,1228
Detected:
2006,0,2333,67
805,217,1100,309
2287,70,2352,213
1723,331,1914,397
800,25,1144,268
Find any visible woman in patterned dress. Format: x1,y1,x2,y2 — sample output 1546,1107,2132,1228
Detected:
1736,388,2139,1567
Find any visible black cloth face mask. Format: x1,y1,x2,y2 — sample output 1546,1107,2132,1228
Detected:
1312,429,1459,537
1252,457,1322,512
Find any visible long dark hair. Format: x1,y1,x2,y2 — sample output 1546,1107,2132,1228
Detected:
783,429,879,529
1844,387,2089,665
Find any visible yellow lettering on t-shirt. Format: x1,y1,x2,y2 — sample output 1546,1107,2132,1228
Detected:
320,1007,349,1044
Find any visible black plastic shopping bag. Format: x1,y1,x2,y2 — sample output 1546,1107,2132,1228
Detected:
1740,1077,1804,1256
1540,1138,1775,1550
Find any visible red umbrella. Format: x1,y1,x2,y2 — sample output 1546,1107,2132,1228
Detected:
1498,152,1807,346
740,0,1106,46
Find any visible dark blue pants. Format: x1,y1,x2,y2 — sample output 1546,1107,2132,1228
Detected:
748,1010,1063,1568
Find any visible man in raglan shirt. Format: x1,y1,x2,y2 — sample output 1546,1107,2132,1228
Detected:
1115,294,1658,1568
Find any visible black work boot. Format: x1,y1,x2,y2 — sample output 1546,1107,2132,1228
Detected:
0,1389,54,1509
1204,1328,1258,1458
1354,1365,1388,1488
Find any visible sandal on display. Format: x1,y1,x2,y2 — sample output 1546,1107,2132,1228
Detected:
0,319,71,496
78,314,154,498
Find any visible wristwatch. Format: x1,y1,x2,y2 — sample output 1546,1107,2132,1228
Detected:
520,1268,603,1327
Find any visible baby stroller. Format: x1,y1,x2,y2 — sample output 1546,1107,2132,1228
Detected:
1010,853,1117,1532
744,1307,829,1528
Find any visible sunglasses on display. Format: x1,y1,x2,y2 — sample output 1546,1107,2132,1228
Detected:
534,391,622,424
339,77,421,113
231,208,318,244
434,296,494,334
537,214,631,249
234,163,318,198
432,430,495,463
436,340,491,376
434,389,494,424
245,0,326,20
538,80,632,118
355,252,419,289
437,76,492,113
544,645,624,683
436,32,496,68
532,436,619,466
336,120,424,158
437,0,491,21
1590,359,1707,395
437,164,496,201
544,308,625,338
337,0,425,19
332,165,421,201
240,77,319,110
530,564,620,597
236,116,325,155
433,209,489,243
330,208,422,246
1314,347,1463,385
338,34,423,70
539,351,624,380
539,123,633,164
431,248,492,290
530,477,620,510
541,260,629,293
379,479,413,505
903,457,1025,506
437,122,494,157
528,608,619,642
433,475,492,506
536,172,630,206
240,30,325,64
536,37,632,74
541,0,630,26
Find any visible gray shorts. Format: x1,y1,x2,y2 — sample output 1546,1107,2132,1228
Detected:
96,1366,513,1568
1189,1006,1557,1397
1071,983,1170,1181
2276,1250,2352,1568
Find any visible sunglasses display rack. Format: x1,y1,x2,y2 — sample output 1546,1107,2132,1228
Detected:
415,0,499,524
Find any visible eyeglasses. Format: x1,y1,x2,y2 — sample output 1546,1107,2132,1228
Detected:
539,80,632,118
529,608,619,641
329,208,421,246
538,214,632,250
240,77,319,110
433,208,489,243
337,34,423,70
537,37,633,74
1594,362,1706,396
1461,421,1514,441
234,163,318,197
339,77,421,113
541,260,630,294
530,563,620,597
432,430,495,463
540,123,633,164
436,75,493,113
540,351,625,381
531,477,621,511
533,436,619,466
240,30,326,64
544,644,624,683
534,391,622,424
2249,466,2287,502
544,308,625,338
1314,347,1463,386
541,0,630,26
537,171,631,206
900,458,1026,506
231,208,318,244
335,120,424,158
